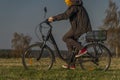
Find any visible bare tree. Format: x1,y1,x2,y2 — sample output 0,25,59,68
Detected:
11,32,32,57
101,0,120,57
103,0,119,27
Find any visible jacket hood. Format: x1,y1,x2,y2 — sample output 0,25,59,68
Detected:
71,0,82,5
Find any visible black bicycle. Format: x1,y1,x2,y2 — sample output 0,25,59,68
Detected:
22,20,112,71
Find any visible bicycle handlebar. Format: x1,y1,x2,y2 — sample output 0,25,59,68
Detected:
38,19,53,41
39,19,52,28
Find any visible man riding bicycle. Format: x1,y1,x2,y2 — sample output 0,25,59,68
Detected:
48,0,92,69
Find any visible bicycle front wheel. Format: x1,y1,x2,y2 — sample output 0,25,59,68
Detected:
80,43,111,71
22,43,54,70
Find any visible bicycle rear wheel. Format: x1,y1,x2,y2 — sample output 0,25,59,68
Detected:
80,43,111,71
22,43,54,70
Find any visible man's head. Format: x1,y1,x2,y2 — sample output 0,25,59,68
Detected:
64,0,82,6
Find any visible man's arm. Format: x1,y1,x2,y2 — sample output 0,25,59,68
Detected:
48,6,78,22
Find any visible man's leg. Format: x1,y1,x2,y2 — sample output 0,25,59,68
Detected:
62,29,74,64
62,29,83,69
63,29,83,52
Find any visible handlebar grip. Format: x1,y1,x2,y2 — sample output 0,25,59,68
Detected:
39,19,52,29
39,19,50,25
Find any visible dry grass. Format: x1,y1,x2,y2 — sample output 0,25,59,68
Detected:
0,57,120,69
0,57,120,80
110,58,120,70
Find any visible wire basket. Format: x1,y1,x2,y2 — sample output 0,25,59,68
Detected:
86,30,107,41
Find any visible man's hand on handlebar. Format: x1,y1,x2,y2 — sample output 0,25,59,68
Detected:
48,17,54,22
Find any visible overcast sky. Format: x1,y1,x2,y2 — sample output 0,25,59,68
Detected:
0,0,120,50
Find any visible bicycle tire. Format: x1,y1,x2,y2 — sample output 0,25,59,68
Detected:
79,42,111,71
22,43,55,70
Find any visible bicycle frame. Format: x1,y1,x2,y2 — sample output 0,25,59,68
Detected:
39,21,112,70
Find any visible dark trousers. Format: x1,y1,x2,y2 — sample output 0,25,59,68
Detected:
63,28,83,64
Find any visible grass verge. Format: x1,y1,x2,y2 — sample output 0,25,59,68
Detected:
0,58,120,80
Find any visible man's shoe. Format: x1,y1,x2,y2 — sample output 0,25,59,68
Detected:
75,48,87,58
62,65,75,70
70,65,76,70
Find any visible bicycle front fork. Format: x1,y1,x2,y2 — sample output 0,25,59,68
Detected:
36,45,45,61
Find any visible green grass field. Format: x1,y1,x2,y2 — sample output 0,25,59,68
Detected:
0,58,120,80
